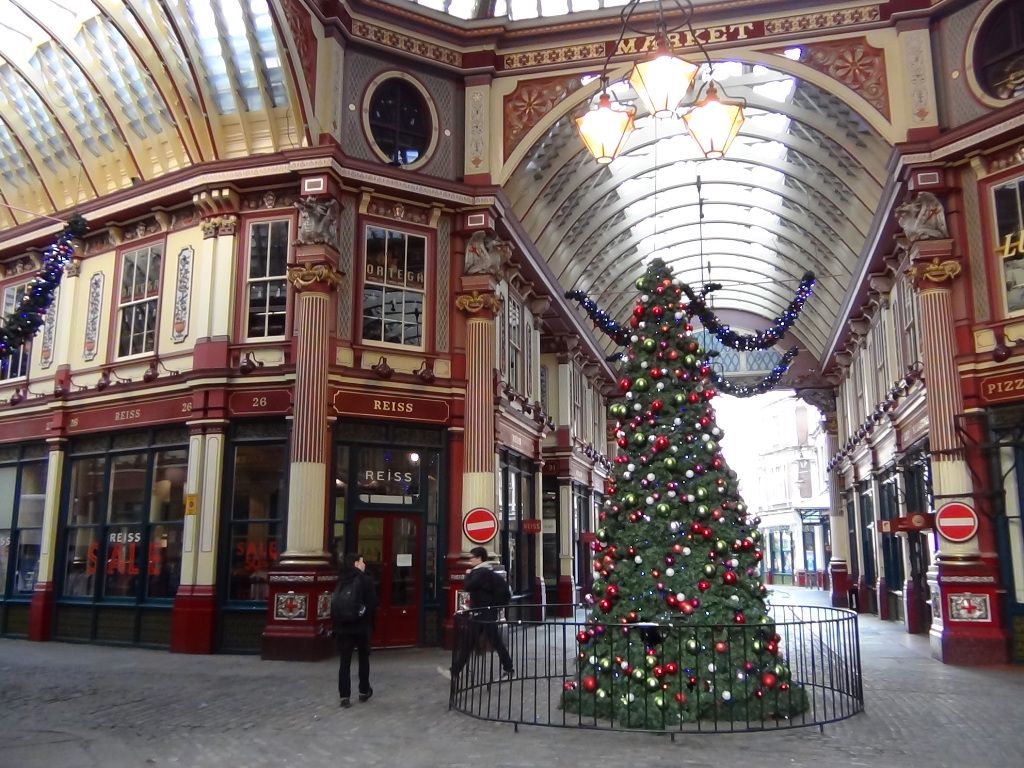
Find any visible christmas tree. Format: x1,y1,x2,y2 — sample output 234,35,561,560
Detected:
562,258,811,728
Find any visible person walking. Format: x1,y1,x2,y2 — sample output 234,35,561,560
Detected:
448,546,514,683
332,553,378,708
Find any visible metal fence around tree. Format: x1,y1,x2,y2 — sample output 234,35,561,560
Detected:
448,604,862,734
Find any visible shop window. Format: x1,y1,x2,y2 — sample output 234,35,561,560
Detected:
361,226,425,348
226,443,286,602
355,447,422,505
60,440,186,601
364,76,434,167
0,283,30,380
500,451,535,595
246,219,290,338
117,243,162,358
974,2,1024,100
0,454,47,599
992,174,1024,315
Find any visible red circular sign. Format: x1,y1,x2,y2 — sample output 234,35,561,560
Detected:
463,507,498,544
935,502,979,543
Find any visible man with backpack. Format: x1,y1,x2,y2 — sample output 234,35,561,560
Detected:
448,546,514,683
331,553,378,708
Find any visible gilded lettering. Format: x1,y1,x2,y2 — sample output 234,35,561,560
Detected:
731,23,754,40
706,25,727,43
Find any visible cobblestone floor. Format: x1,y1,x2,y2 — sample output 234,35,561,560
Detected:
1,587,1022,768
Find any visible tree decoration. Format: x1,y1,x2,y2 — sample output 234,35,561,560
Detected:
710,347,801,398
561,258,809,728
680,272,816,351
565,289,631,345
0,216,87,360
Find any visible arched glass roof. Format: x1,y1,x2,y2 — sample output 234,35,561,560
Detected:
504,59,890,360
0,0,300,228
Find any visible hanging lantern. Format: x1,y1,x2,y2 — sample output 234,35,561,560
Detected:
629,40,699,119
682,83,745,159
576,92,637,164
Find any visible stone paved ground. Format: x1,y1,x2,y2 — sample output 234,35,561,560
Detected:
1,587,1022,768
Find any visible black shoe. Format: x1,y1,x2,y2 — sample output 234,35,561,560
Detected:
340,698,351,708
502,667,514,679
358,688,373,703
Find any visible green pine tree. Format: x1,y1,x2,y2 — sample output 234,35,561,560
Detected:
562,258,809,728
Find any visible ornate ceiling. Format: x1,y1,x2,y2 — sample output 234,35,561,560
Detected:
503,59,891,361
0,0,303,229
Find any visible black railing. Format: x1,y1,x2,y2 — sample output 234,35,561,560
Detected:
449,604,862,734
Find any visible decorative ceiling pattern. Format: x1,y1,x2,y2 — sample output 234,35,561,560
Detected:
504,60,891,361
0,0,304,229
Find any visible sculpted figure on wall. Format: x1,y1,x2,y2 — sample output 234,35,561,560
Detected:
464,231,512,279
894,191,948,242
294,196,340,247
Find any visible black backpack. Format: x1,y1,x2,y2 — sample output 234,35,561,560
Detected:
486,569,512,608
331,577,366,625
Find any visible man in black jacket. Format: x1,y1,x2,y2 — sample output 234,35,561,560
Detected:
450,546,514,682
333,553,378,708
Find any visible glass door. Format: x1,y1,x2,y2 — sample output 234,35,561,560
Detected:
355,513,420,647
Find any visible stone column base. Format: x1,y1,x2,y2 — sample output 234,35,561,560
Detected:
28,582,55,641
171,586,217,654
928,557,1009,665
553,575,576,618
829,561,851,608
261,564,336,661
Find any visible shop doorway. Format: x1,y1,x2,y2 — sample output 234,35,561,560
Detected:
354,513,420,647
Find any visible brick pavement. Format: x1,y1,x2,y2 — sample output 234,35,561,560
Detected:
1,587,1022,768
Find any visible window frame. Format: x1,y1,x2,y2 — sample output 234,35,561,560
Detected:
0,280,32,381
361,71,440,171
114,238,164,360
0,448,48,602
243,216,292,341
990,173,1024,319
357,221,430,352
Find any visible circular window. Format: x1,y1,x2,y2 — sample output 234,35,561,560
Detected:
362,73,439,170
972,2,1024,100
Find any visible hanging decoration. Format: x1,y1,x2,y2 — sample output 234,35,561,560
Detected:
565,288,632,346
0,216,87,360
680,272,816,351
710,347,801,398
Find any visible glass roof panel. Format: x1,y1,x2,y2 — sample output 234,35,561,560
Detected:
0,118,34,186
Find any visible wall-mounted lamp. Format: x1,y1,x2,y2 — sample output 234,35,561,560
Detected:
95,370,111,391
9,387,24,406
371,356,393,380
993,327,1018,363
413,360,435,384
239,351,265,375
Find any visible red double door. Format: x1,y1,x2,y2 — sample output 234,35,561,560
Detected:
353,513,420,647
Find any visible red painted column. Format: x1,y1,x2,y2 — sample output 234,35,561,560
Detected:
910,239,1009,663
262,246,343,661
824,420,852,608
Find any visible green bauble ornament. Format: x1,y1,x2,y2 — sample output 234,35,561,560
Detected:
646,676,659,690
686,638,699,653
664,456,677,469
656,503,670,515
672,393,686,405
633,668,646,681
642,338,656,352
634,377,649,392
695,487,708,500
633,433,647,445
645,655,657,668
636,277,646,290
702,564,717,576
624,493,637,506
683,354,696,367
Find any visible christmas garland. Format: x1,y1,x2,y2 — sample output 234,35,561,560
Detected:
680,272,816,351
0,216,87,360
565,288,632,346
710,346,800,398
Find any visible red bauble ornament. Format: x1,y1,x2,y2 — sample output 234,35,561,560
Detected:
714,641,728,654
665,662,678,675
734,613,746,624
599,599,612,613
780,682,790,692
633,305,645,317
651,399,664,412
766,641,778,654
675,692,687,705
723,571,738,585
652,305,663,318
577,630,590,644
754,689,764,699
654,665,665,678
688,392,700,404
618,377,633,392
680,602,695,615
650,367,663,379
654,435,670,452
583,675,599,692
626,611,639,622
606,584,619,597
666,594,678,607
761,672,778,688
697,579,711,592
563,680,578,691
703,389,716,400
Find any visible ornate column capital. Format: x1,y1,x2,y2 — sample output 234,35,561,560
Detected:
455,290,502,316
287,262,344,293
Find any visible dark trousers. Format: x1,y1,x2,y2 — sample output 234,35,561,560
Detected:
336,630,371,699
452,616,513,678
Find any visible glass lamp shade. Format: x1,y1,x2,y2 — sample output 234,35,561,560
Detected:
682,83,745,158
575,93,637,164
629,46,699,119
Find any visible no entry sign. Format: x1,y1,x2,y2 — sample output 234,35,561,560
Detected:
935,502,979,543
463,507,498,544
